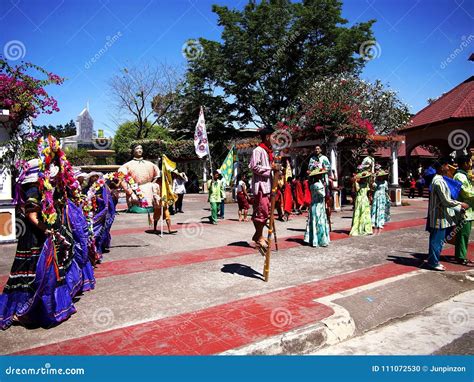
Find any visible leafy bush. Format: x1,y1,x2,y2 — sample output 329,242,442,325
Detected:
64,147,95,166
127,139,213,162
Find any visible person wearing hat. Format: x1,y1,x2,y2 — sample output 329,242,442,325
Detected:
0,159,47,328
304,168,330,247
249,126,280,248
83,171,103,193
0,159,78,329
371,169,390,235
307,144,331,185
207,170,225,225
350,170,373,236
427,157,468,271
172,171,188,213
76,172,88,191
453,155,474,265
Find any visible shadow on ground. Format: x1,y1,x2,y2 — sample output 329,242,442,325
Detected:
228,241,252,248
221,263,264,281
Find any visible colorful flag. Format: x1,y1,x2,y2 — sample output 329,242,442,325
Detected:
161,155,178,205
219,146,235,185
194,106,209,158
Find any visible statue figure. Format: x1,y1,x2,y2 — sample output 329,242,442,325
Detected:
119,144,160,212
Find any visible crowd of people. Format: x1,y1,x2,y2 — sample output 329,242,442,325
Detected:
0,136,116,330
1,131,472,331
247,128,393,249
247,128,473,271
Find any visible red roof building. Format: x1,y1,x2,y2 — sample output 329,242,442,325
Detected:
400,76,474,155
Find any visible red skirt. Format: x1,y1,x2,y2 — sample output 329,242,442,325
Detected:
303,180,311,207
283,184,293,214
237,191,250,210
295,181,304,206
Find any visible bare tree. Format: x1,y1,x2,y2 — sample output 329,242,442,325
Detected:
109,62,182,139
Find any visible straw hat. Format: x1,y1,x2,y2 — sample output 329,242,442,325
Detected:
356,170,372,179
309,167,328,177
376,169,389,177
72,166,82,177
86,171,103,179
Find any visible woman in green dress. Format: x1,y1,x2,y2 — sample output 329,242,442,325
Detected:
304,168,330,247
350,170,373,236
371,170,389,235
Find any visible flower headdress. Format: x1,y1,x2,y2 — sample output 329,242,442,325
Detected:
37,135,81,225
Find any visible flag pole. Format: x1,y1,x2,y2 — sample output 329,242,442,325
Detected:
161,154,164,238
204,105,212,174
160,202,164,238
207,147,213,174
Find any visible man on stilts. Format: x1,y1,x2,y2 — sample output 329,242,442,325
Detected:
249,127,279,249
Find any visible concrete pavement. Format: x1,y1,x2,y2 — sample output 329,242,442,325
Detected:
0,195,472,355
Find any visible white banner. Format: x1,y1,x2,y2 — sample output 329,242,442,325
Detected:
194,106,209,159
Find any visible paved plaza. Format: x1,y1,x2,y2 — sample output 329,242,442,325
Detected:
1,195,472,355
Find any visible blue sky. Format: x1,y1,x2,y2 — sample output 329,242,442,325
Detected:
1,0,473,136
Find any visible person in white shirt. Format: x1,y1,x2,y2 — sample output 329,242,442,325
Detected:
217,170,226,219
172,172,188,213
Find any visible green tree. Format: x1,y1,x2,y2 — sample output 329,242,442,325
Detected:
113,120,171,163
177,0,375,133
32,119,76,138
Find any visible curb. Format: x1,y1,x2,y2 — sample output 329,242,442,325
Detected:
221,269,474,355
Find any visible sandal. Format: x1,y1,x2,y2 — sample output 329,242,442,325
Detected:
256,239,268,249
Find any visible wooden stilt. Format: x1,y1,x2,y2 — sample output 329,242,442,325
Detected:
263,155,281,282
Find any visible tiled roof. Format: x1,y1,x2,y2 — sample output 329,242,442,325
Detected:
403,76,474,130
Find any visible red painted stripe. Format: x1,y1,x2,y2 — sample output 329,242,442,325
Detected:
89,218,428,280
109,213,309,237
13,262,412,356
10,233,472,356
0,218,427,285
